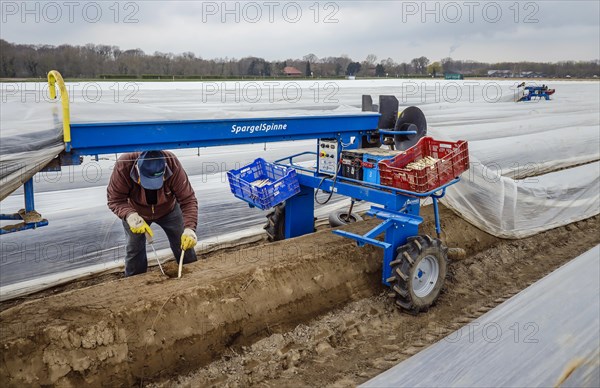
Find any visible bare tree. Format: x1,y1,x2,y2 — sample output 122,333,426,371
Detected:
365,54,378,66
411,56,430,75
1,39,597,79
303,53,319,63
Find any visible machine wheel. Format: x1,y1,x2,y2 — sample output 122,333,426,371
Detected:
387,235,448,313
328,210,364,227
393,106,427,151
264,203,316,242
264,204,286,242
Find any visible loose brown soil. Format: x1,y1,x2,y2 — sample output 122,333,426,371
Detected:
155,214,600,388
0,207,598,387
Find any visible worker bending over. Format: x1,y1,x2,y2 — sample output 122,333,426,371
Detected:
107,151,198,276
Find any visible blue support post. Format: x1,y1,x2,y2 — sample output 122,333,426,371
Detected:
430,188,447,238
432,196,441,238
24,178,35,212
373,207,421,285
382,222,404,284
284,185,315,238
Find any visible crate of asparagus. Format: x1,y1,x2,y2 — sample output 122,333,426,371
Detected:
227,158,300,210
378,137,469,193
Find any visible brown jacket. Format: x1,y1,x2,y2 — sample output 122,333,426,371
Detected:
107,151,198,230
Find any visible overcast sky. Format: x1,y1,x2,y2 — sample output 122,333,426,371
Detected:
1,1,599,63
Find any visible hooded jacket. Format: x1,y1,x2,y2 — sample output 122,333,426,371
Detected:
107,151,198,230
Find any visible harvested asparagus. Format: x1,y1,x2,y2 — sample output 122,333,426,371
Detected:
251,178,271,188
405,156,438,171
178,250,185,278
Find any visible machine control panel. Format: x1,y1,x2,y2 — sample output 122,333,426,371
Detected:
318,138,340,175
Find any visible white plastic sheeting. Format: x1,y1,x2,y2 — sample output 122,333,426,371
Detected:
0,98,64,201
440,160,599,238
362,245,600,388
427,102,599,238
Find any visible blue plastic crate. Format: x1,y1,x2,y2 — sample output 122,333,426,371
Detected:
362,150,399,185
227,158,300,210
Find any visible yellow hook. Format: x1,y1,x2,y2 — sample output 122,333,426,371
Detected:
47,70,71,144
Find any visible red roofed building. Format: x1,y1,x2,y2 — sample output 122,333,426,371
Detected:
283,66,303,77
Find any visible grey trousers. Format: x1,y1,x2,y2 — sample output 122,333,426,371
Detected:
122,203,197,276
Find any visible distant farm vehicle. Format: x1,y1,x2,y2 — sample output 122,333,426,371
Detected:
517,82,555,102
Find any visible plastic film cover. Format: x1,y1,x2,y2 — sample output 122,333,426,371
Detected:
362,245,600,388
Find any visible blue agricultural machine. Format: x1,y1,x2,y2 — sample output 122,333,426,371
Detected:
517,82,556,102
1,71,470,313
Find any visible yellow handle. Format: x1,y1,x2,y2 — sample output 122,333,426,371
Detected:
47,70,71,143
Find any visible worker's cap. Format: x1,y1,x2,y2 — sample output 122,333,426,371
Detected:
137,151,166,190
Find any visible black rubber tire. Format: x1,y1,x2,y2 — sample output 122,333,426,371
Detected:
264,203,316,242
264,204,286,242
387,235,448,314
328,209,364,227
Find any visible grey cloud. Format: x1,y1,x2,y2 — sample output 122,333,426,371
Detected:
1,0,598,62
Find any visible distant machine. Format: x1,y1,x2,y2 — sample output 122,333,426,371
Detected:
517,82,556,102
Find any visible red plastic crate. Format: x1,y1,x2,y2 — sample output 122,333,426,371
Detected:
378,137,469,193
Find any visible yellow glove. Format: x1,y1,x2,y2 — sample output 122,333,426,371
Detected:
126,212,153,237
181,228,197,250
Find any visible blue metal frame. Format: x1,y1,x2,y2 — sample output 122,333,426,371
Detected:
292,176,456,286
273,151,459,286
334,207,423,285
0,178,49,235
67,114,380,156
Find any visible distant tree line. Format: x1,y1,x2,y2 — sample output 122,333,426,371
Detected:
1,40,598,79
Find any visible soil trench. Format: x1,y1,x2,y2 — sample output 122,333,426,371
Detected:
0,208,598,387
164,215,600,388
